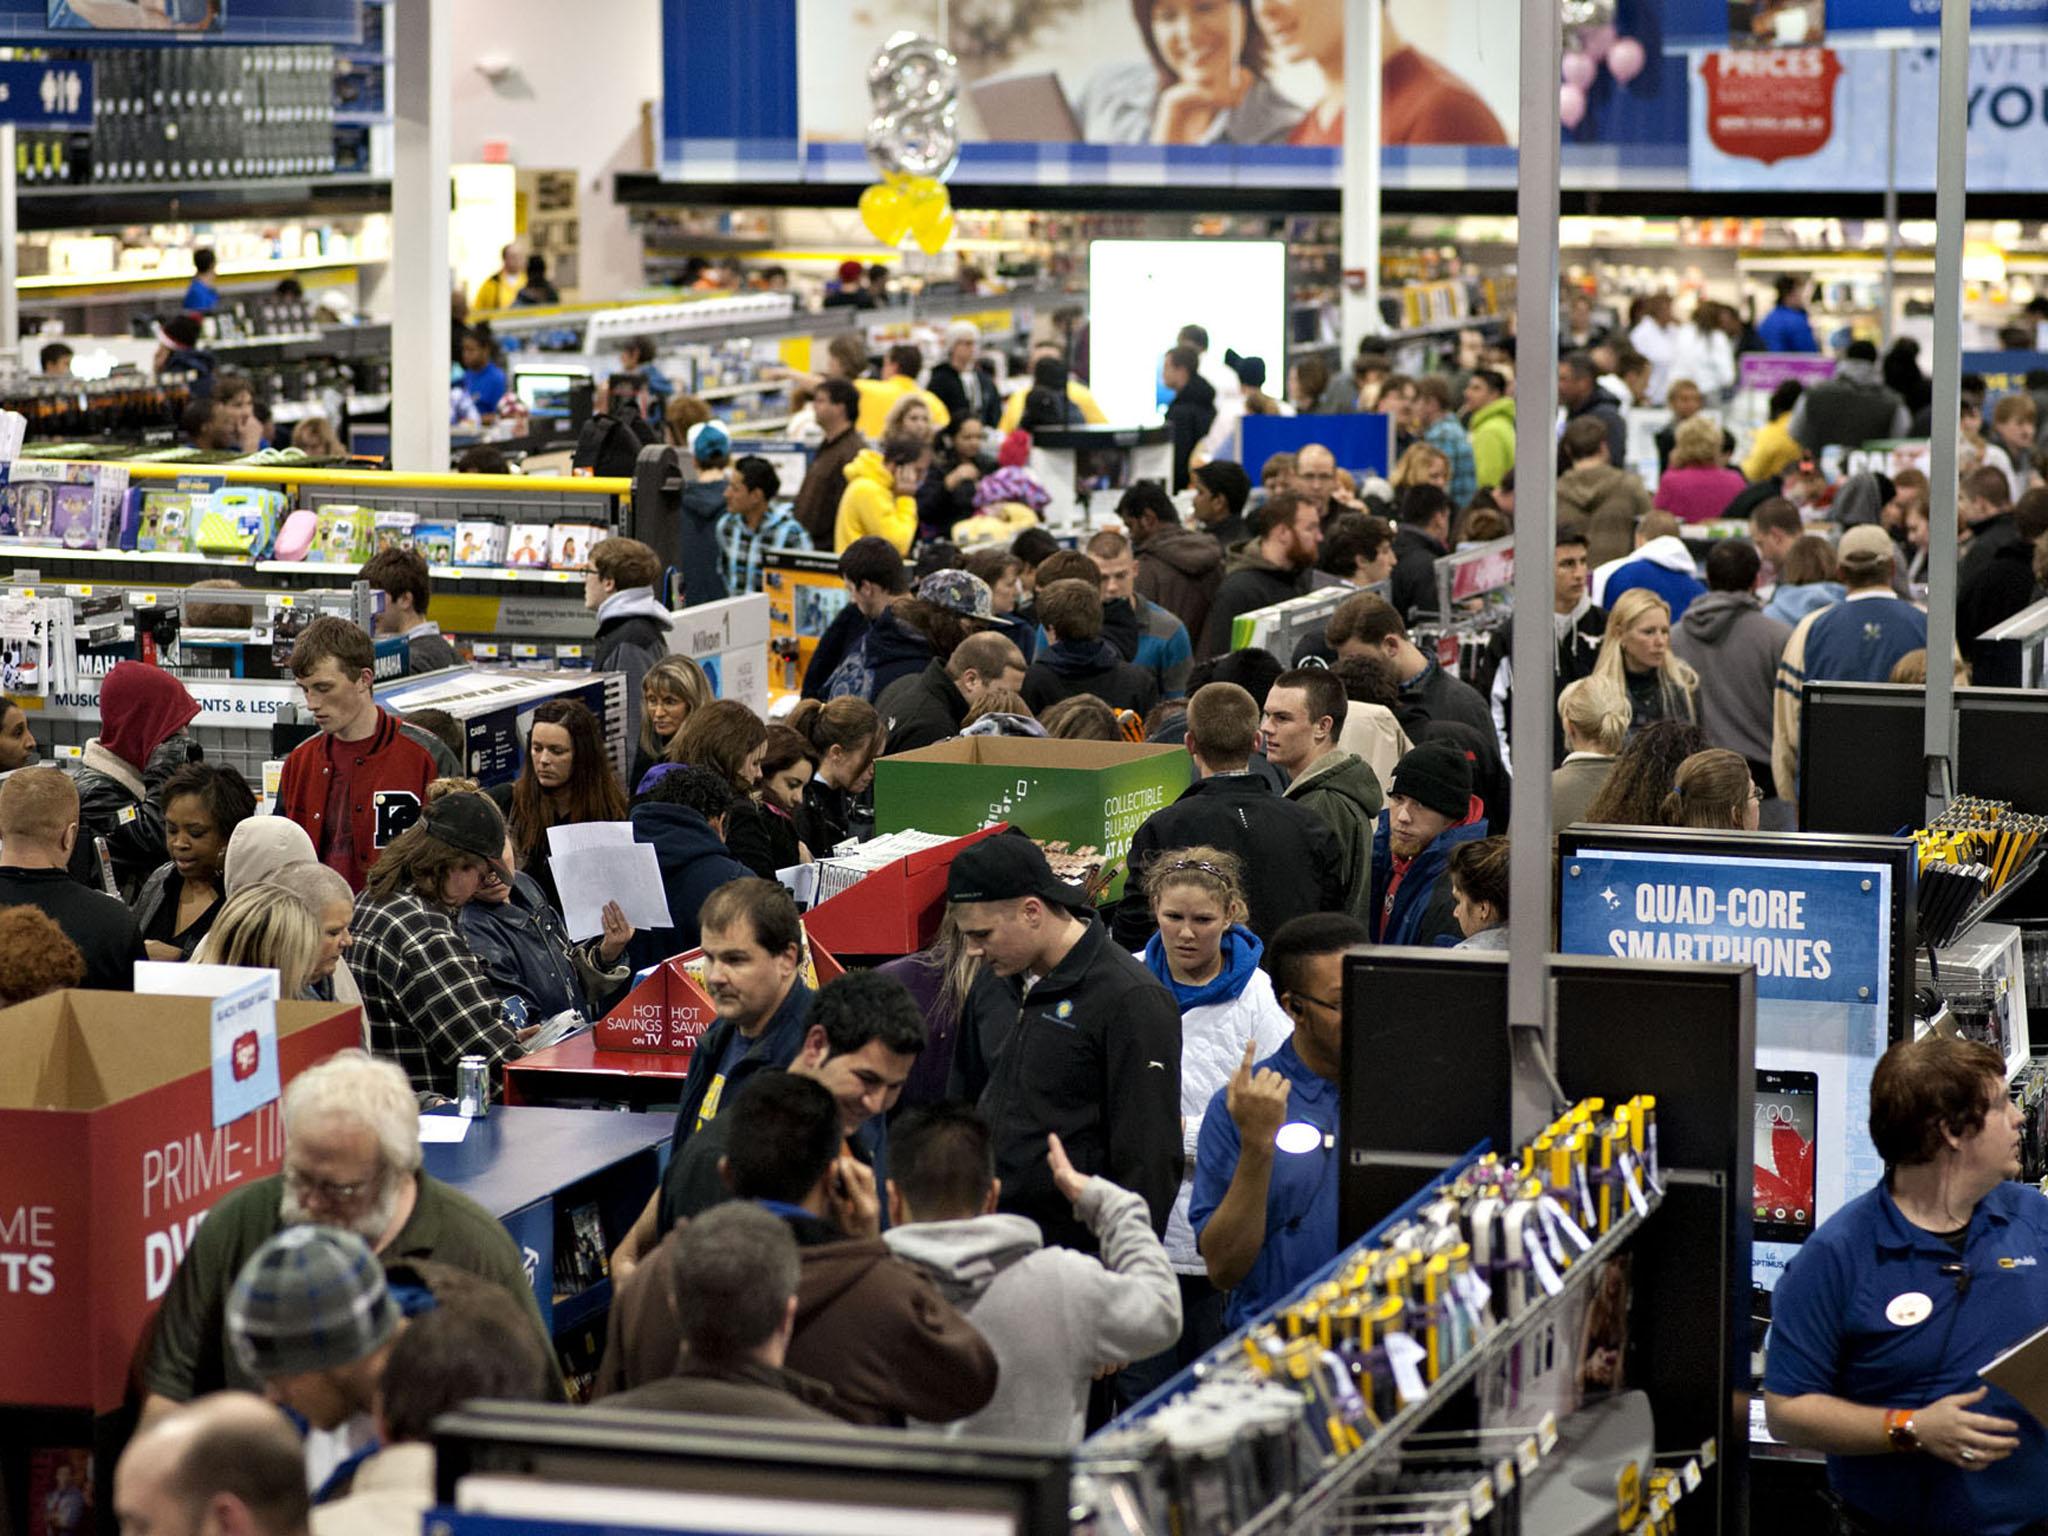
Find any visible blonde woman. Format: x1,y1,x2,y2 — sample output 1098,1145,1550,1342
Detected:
1390,442,1451,493
192,882,320,999
876,905,981,1111
1127,845,1292,1392
632,654,713,793
1661,748,1761,831
1652,416,1747,524
1552,676,1631,827
1592,589,1698,734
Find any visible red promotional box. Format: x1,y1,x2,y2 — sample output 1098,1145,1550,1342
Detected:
802,824,1005,957
594,935,844,1058
0,992,362,1412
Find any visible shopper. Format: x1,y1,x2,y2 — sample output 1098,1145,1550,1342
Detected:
657,699,767,872
493,698,627,911
600,1072,997,1427
1764,1035,2048,1536
1449,835,1510,950
1479,528,1607,773
0,695,35,776
1748,495,1804,582
1085,530,1194,699
1127,848,1291,1388
277,618,438,891
1382,484,1452,623
1199,491,1319,658
142,1050,542,1418
349,793,524,1099
0,769,145,990
355,548,457,675
311,1284,557,1536
115,1396,309,1536
624,766,751,970
191,884,320,998
1368,742,1488,946
1558,352,1629,469
716,455,811,595
602,1202,837,1421
1960,489,2048,647
1410,376,1477,510
948,833,1183,1252
1162,345,1216,492
1555,418,1651,535
997,342,1109,432
463,818,630,1030
1660,748,1762,831
1330,652,1415,790
585,537,674,755
833,435,925,555
69,659,199,896
1758,275,1818,354
670,422,734,607
1192,912,1369,1328
1583,718,1708,826
873,631,1025,756
1020,579,1160,718
1190,459,1254,551
1743,382,1809,483
631,654,713,794
1464,369,1516,490
1112,683,1343,947
1552,677,1631,827
1261,668,1382,923
753,726,815,870
1982,394,2036,506
1654,417,1747,524
132,762,255,962
802,537,910,700
1590,588,1700,739
1669,538,1792,791
1596,507,1706,613
1118,483,1223,648
849,342,948,440
785,696,885,851
1763,534,1845,626
0,906,83,1006
1773,524,1931,801
927,321,1000,428
791,378,867,547
656,970,924,1234
1790,340,1910,453
884,1107,1181,1442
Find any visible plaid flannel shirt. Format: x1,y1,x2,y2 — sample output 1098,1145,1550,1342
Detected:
349,890,521,1099
716,504,812,595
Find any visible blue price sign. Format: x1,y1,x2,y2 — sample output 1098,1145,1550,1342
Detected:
0,61,91,126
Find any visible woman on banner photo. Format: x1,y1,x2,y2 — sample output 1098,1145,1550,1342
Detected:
1078,0,1301,145
1255,0,1507,146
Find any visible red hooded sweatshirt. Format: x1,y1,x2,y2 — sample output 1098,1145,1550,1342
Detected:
98,661,200,772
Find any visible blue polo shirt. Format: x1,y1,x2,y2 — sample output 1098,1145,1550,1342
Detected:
1765,1178,2048,1535
1190,1037,1338,1329
183,277,219,315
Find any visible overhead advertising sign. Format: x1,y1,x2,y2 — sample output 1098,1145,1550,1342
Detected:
1698,45,1840,164
1667,0,2048,46
662,0,1688,190
5,0,357,42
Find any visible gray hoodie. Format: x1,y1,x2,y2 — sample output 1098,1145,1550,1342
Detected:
882,1178,1182,1446
1670,589,1791,766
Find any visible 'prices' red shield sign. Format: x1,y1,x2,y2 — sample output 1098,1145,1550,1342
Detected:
1701,48,1841,165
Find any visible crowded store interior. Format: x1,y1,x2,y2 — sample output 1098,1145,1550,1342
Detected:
7,1,2048,1534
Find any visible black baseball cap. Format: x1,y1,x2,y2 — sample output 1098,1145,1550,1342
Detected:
421,791,506,863
948,831,1084,910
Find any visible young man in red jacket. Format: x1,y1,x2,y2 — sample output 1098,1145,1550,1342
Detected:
275,617,437,890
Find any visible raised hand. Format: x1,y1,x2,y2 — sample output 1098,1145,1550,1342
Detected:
1225,1037,1291,1147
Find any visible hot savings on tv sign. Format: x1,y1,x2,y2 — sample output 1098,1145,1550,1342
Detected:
1700,47,1843,163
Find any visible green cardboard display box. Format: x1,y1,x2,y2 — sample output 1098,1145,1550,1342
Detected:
873,737,1191,902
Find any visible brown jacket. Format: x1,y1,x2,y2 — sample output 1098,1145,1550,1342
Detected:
793,428,868,547
593,1211,998,1427
604,1358,840,1422
1134,524,1225,649
1556,463,1652,525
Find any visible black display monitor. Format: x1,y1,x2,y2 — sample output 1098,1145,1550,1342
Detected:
1958,687,2048,813
1797,681,1929,836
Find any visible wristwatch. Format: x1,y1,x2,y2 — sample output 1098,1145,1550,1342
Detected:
1886,1407,1922,1453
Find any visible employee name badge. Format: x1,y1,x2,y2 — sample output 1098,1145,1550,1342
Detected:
1887,1291,1934,1328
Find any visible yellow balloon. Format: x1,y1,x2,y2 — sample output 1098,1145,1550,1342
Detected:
911,200,955,255
859,181,911,247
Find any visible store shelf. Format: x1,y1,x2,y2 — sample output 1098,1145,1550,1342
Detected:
12,177,393,235
695,380,783,400
550,1280,612,1337
2,549,598,587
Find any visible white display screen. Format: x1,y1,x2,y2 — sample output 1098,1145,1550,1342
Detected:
1086,239,1287,428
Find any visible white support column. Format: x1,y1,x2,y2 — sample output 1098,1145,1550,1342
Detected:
1923,0,1968,820
1882,50,1899,345
1506,0,1562,1146
393,0,452,472
1339,0,1381,359
1,125,17,363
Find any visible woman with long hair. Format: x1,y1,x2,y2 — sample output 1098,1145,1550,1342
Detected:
876,906,982,1111
756,724,819,870
668,699,774,876
1582,718,1707,826
496,699,627,911
1126,845,1292,1393
632,654,713,793
1591,589,1699,734
1078,0,1299,146
1764,533,1845,626
789,695,884,855
1390,442,1451,493
192,883,320,1000
1661,748,1762,831
1552,676,1632,828
135,762,256,962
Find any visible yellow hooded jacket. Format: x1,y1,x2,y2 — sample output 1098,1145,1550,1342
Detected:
834,449,917,554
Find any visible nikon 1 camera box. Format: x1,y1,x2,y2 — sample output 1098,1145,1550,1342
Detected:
0,992,362,1412
872,738,1191,903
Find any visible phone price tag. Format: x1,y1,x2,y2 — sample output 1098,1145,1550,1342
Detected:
1620,1151,1651,1216
1528,1238,1564,1296
1517,1437,1540,1476
1683,1459,1702,1492
1383,1330,1429,1406
1455,1270,1493,1318
1534,1202,1568,1263
1539,1195,1593,1252
1538,1412,1559,1454
1468,1477,1494,1518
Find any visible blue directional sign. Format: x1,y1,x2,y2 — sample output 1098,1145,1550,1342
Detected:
0,61,91,127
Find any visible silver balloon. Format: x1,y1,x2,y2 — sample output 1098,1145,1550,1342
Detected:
1560,0,1617,29
865,30,962,182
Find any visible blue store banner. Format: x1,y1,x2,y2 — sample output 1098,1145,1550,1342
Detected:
1561,847,1894,1294
1665,0,2048,46
1965,350,2048,402
21,0,359,42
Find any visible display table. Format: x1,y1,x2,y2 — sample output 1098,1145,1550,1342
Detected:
500,1032,694,1112
421,1106,672,1343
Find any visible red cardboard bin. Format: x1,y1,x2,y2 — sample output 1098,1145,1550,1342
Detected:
801,824,1006,956
0,992,362,1412
594,935,844,1058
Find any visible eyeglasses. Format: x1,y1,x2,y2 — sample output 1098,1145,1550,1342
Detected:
1749,785,1766,804
1290,991,1343,1017
284,1167,377,1204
